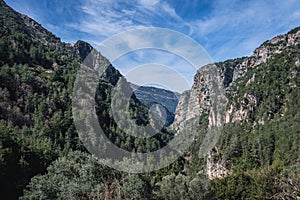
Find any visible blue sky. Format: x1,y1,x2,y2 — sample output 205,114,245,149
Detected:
5,0,300,92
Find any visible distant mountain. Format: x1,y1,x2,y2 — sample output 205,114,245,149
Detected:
130,83,180,126
130,83,180,113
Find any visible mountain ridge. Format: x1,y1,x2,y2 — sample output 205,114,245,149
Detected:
173,26,300,132
0,0,60,46
0,0,299,198
173,25,300,188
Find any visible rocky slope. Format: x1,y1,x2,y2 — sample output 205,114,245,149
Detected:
173,26,300,178
174,26,300,131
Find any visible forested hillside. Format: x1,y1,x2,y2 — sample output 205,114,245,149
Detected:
0,0,175,198
172,25,300,199
0,0,299,199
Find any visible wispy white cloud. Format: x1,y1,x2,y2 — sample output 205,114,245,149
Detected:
67,2,135,39
74,0,300,62
137,0,160,7
67,0,300,91
69,0,190,39
188,0,300,60
9,0,300,91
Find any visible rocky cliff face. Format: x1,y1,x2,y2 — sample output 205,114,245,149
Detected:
206,147,231,179
172,66,211,132
173,27,300,178
174,27,300,131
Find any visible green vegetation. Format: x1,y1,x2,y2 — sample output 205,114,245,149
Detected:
206,43,300,199
157,173,215,200
0,1,179,198
22,151,152,200
288,26,300,34
0,1,299,199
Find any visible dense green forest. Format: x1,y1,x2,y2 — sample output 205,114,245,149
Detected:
0,1,179,198
0,0,299,199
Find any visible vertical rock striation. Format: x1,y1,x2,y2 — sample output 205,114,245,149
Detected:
172,27,300,178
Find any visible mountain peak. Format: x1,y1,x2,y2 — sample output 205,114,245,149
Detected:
73,40,94,60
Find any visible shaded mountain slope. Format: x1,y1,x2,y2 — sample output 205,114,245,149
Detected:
0,0,174,198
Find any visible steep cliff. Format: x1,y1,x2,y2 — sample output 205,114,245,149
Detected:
174,26,300,132
173,27,300,178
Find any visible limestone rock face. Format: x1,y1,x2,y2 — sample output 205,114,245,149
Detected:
172,27,300,179
206,147,231,180
174,28,300,131
253,29,300,65
172,65,218,132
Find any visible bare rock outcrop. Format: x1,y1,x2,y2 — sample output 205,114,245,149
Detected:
172,27,300,179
